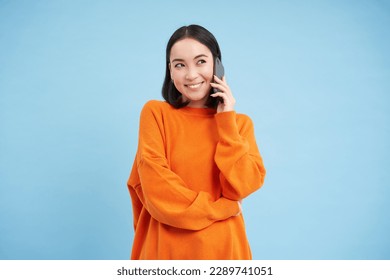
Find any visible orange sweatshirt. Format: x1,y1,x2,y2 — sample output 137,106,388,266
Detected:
127,100,266,259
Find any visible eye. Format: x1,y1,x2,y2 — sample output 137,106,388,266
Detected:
174,63,185,69
197,59,206,65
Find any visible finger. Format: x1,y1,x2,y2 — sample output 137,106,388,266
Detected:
214,74,228,85
210,92,226,101
210,92,223,98
213,75,226,84
236,201,242,216
212,76,230,90
210,82,227,92
210,92,230,104
213,75,222,81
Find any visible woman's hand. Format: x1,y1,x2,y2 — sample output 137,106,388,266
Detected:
235,200,242,216
210,75,236,113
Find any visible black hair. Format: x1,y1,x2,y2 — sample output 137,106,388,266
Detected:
162,24,222,108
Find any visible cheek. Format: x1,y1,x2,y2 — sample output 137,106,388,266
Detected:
172,80,181,91
172,75,185,91
171,72,183,86
203,67,214,81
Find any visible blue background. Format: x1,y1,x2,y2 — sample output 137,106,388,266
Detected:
1,0,389,260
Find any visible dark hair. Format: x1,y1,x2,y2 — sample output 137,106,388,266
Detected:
162,24,222,108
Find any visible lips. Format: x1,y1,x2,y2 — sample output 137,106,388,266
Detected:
186,82,204,89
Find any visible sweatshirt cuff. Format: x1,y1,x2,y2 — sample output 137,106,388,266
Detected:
214,111,241,141
211,197,241,220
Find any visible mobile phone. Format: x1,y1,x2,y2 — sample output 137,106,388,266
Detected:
213,57,225,93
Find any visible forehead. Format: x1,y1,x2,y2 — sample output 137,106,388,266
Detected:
170,38,212,60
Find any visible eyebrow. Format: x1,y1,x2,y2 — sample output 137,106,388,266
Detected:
171,54,208,63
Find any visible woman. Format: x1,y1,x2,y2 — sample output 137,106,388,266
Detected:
127,24,266,260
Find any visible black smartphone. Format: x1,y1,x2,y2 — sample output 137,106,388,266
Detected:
213,57,225,93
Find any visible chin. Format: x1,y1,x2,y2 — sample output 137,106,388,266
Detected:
186,94,209,102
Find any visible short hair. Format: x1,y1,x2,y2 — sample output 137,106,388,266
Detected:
162,24,222,108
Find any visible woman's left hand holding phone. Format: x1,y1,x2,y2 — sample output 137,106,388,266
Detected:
210,75,236,113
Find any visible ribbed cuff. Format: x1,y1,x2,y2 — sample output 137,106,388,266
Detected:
215,111,241,142
211,197,241,220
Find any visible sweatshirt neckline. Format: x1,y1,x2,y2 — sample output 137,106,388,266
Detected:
177,105,216,117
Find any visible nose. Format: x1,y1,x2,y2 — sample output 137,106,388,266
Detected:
185,67,198,80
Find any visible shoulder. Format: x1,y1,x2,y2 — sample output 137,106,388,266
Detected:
142,100,172,111
141,100,174,116
138,100,174,130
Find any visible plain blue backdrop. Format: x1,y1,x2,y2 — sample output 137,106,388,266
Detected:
1,0,389,259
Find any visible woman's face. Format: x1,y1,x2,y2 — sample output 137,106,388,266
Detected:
169,38,214,108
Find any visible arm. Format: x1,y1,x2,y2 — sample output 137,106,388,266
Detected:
214,111,266,201
128,102,240,231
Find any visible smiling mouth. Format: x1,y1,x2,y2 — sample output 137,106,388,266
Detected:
186,82,204,89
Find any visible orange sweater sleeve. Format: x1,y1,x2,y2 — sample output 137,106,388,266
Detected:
128,101,240,231
214,111,266,200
